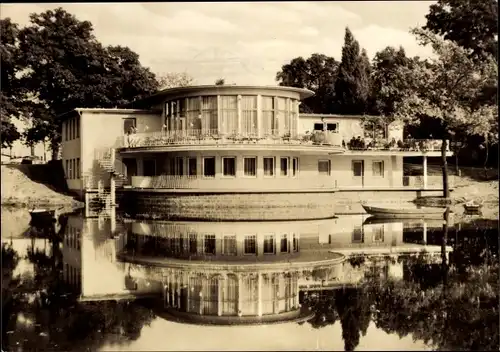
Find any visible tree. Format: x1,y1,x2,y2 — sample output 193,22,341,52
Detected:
215,78,225,85
394,28,498,199
276,53,339,113
424,0,498,60
16,8,159,159
157,72,195,89
334,27,371,115
1,119,21,150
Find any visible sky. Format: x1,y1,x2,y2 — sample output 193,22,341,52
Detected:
1,1,435,157
1,1,436,86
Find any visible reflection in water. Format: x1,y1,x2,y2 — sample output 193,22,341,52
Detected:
1,207,498,351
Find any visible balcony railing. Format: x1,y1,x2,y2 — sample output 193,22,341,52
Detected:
115,128,449,153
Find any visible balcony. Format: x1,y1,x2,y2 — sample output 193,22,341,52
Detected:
346,137,449,152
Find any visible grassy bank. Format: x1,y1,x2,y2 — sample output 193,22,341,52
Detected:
1,165,83,209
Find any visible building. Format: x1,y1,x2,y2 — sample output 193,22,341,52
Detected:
59,85,452,220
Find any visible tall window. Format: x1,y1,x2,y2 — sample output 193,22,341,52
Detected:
280,157,289,177
188,157,197,176
372,161,384,177
123,118,136,134
318,160,331,176
174,157,184,176
243,157,257,177
372,225,384,242
263,234,275,254
76,158,80,179
292,234,299,252
244,235,257,255
65,160,69,178
189,233,197,254
220,96,238,134
292,157,299,177
290,99,298,136
204,234,216,255
186,97,201,132
275,97,288,135
263,157,275,177
352,227,364,243
261,96,275,135
241,96,257,135
143,159,156,177
280,234,288,253
222,157,236,177
203,157,216,177
201,96,218,131
76,117,80,138
223,235,237,255
69,159,73,179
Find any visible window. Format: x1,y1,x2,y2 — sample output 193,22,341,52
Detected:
123,118,136,134
280,234,288,253
189,233,197,254
314,122,338,132
292,234,299,252
204,234,216,255
76,158,80,179
188,157,197,176
292,157,299,177
203,157,216,177
201,96,218,131
263,235,275,254
263,157,275,177
261,96,275,135
241,96,257,135
352,227,364,243
352,160,364,177
244,157,257,177
143,159,156,177
186,97,201,132
372,225,384,242
280,157,289,177
276,97,289,134
175,157,184,176
318,160,331,176
244,235,257,255
222,157,236,177
220,96,238,134
69,159,73,179
372,161,384,177
76,117,80,138
223,235,237,255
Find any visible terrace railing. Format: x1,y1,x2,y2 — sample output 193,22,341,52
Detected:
346,138,449,152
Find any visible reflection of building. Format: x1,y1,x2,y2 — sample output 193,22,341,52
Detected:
59,85,452,220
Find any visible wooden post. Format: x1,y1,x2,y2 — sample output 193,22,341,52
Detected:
423,155,428,189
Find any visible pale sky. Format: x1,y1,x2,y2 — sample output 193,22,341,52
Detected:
1,2,435,86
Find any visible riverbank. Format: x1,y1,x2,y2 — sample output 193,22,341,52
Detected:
1,165,84,209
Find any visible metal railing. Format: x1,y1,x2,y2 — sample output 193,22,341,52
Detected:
115,129,344,148
347,138,449,152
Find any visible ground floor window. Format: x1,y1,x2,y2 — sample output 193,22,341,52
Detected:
263,234,275,254
189,233,197,254
175,157,184,176
292,234,299,252
352,160,364,177
318,160,331,176
372,160,384,177
244,235,257,255
188,157,197,176
280,234,288,253
222,157,236,177
280,157,289,177
263,157,275,177
243,157,257,177
292,157,299,177
372,225,384,242
203,157,216,177
352,226,364,243
76,158,80,179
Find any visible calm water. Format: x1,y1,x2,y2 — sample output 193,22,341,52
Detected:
1,206,498,351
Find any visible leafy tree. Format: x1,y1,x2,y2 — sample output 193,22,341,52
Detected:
424,0,498,60
394,28,498,199
276,53,339,113
334,27,371,115
1,118,21,149
156,72,195,89
16,8,158,159
215,78,225,85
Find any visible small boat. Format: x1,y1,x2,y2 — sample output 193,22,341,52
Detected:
361,203,449,219
29,208,58,222
463,200,483,212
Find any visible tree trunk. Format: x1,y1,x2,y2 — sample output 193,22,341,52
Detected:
454,148,460,175
51,144,59,161
441,207,450,294
30,144,35,157
441,138,450,199
483,139,489,179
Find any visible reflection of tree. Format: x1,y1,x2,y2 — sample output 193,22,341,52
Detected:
306,292,339,329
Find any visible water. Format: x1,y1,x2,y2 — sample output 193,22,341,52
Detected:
2,206,498,351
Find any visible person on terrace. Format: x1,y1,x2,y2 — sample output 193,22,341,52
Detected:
321,117,328,132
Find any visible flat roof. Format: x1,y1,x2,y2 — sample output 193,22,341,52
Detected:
58,108,160,121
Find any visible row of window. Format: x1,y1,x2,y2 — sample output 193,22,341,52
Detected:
163,95,299,135
65,158,80,179
352,160,385,177
64,116,80,141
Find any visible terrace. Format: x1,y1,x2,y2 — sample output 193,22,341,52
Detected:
115,129,449,154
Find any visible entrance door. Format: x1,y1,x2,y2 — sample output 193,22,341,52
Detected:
352,160,364,187
122,158,137,185
143,159,156,177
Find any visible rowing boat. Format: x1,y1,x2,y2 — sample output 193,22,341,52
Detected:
361,203,448,219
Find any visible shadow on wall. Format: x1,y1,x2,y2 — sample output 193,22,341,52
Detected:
6,161,69,193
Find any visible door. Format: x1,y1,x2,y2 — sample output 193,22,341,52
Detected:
352,160,364,187
122,158,137,185
143,159,156,177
